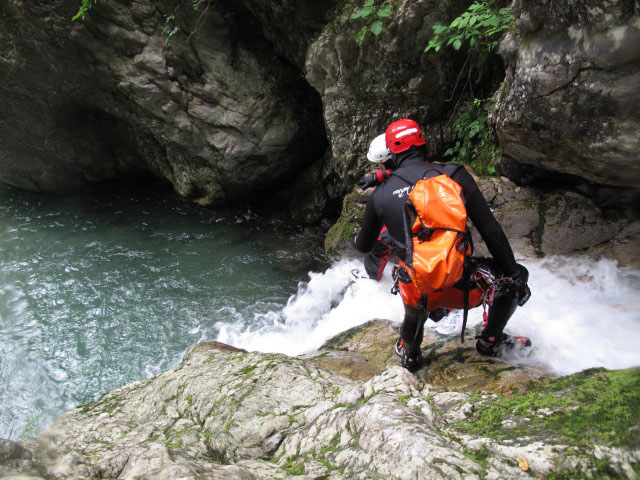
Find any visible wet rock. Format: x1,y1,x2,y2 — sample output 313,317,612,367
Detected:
323,186,370,260
541,192,624,255
0,439,32,462
1,321,638,479
238,0,334,68
472,175,541,258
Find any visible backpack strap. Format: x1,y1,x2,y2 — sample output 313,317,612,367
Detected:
461,247,470,344
391,162,463,184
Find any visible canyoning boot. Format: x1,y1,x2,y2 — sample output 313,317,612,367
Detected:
475,333,532,358
394,338,420,373
428,308,451,323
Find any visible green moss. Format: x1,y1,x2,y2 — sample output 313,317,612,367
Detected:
282,456,305,475
398,394,409,405
456,368,640,448
545,454,621,479
185,394,193,406
462,445,489,470
222,420,233,433
103,400,121,414
424,394,443,415
238,364,257,376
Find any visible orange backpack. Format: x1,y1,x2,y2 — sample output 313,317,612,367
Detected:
394,164,475,341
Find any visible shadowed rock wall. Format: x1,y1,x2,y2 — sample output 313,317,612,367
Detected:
0,0,328,205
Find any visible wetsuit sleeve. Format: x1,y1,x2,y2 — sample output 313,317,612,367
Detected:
355,192,385,254
453,168,518,275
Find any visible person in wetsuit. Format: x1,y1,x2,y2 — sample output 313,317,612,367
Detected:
357,134,454,324
354,119,531,371
358,134,395,281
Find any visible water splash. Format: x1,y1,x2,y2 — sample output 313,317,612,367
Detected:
216,256,640,376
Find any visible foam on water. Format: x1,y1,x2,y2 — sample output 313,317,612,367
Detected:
216,256,640,375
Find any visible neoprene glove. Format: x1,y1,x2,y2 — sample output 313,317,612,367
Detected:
357,172,380,190
510,264,531,306
357,169,391,190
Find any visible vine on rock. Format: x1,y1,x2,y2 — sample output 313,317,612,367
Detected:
72,0,97,21
425,0,512,176
424,0,512,54
445,99,500,176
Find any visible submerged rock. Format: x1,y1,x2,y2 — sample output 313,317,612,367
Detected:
2,320,637,479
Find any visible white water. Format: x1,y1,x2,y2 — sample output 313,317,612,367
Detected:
216,256,640,376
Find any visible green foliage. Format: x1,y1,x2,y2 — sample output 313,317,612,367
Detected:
456,368,640,449
445,99,500,176
72,0,97,21
348,0,394,44
425,0,512,54
162,12,181,45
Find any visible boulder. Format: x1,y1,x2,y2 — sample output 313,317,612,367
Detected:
494,0,640,187
2,320,638,479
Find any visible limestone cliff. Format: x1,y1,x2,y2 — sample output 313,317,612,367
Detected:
1,320,638,479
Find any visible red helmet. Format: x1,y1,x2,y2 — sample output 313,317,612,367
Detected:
385,119,426,154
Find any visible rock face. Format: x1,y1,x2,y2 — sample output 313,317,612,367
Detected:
0,0,326,203
2,320,638,479
305,0,470,200
494,0,640,187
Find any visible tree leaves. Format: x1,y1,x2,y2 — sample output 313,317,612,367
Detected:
349,0,394,44
72,0,96,21
424,0,512,55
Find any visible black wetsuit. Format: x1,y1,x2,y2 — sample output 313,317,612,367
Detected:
355,147,520,355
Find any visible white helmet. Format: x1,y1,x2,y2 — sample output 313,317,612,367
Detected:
366,133,392,163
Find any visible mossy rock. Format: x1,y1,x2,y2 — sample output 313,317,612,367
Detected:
416,326,551,394
312,319,398,381
455,367,640,449
324,186,369,259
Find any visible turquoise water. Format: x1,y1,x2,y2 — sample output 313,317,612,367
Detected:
0,179,326,439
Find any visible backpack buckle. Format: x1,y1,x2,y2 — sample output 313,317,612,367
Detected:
417,227,433,241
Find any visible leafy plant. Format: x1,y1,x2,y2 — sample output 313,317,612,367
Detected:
445,99,500,176
349,0,394,44
162,11,181,45
425,0,512,54
424,0,511,176
72,0,97,21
